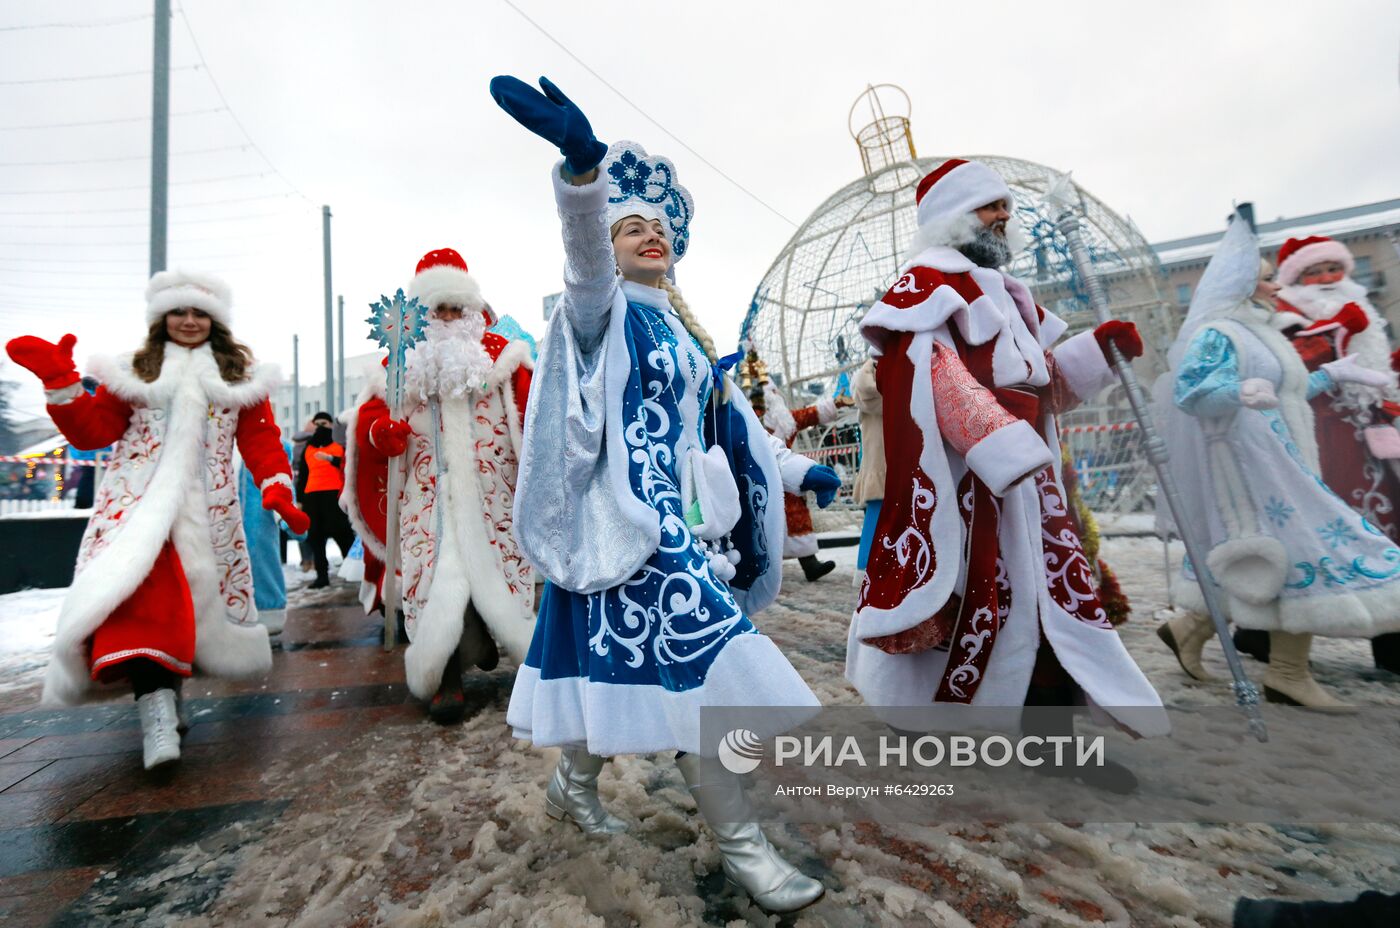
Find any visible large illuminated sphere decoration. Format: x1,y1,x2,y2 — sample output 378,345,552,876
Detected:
741,86,1173,511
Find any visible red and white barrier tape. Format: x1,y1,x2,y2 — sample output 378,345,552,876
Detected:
1059,422,1138,435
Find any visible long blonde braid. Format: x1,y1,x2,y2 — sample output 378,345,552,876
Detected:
658,278,719,365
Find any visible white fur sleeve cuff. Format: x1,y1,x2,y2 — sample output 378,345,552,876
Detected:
259,473,294,494
963,419,1053,496
767,432,815,493
551,159,610,214
1052,330,1116,400
44,382,84,405
816,396,839,424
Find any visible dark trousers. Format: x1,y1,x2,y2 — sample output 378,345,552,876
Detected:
302,490,355,581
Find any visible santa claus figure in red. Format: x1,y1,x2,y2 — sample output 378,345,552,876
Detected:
845,160,1166,791
4,270,307,769
746,359,854,581
342,248,535,723
1265,234,1400,674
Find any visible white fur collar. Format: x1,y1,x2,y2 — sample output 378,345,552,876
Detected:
88,343,279,409
621,279,673,314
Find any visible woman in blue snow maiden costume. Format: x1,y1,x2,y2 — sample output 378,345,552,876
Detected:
1154,207,1400,708
490,75,841,914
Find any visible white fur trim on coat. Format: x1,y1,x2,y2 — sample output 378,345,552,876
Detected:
88,346,279,411
1052,329,1116,401
963,419,1055,497
1205,535,1288,605
145,269,232,328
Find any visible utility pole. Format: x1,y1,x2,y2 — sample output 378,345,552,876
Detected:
322,205,334,414
292,334,300,432
337,294,346,410
148,0,171,275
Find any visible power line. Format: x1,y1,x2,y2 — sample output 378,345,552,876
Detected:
0,145,250,167
0,172,272,196
0,210,294,230
0,106,226,131
0,192,310,216
175,5,315,206
0,65,200,87
0,15,152,33
498,0,796,228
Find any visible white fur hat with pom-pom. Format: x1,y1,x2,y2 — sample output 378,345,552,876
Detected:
145,269,232,328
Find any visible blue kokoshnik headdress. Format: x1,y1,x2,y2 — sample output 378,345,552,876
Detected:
603,140,694,262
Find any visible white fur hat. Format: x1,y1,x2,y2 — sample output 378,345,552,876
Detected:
145,269,232,328
408,247,486,313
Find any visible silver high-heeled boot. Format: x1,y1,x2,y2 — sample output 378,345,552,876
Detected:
675,753,825,914
137,688,181,770
544,747,628,834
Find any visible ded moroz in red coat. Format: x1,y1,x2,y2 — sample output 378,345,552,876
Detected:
845,244,1166,734
42,343,291,705
759,384,839,557
340,327,534,700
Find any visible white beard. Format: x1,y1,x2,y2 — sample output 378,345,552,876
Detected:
1278,278,1399,410
760,381,797,442
403,314,493,402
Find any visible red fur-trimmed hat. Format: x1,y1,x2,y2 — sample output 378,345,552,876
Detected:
408,247,485,313
913,158,1012,229
1275,235,1354,286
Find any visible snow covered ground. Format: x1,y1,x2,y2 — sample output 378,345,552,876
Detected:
4,536,1398,925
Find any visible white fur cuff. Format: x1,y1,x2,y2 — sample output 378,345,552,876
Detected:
963,419,1053,496
259,473,293,494
1053,330,1116,401
45,382,84,405
551,159,609,214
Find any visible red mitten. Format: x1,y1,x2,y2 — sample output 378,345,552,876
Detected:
261,484,310,536
368,417,412,457
1392,346,1400,375
1093,320,1143,362
6,334,79,390
1332,303,1370,335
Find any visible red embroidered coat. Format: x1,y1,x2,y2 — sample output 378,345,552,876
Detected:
1273,296,1400,540
845,246,1165,733
760,387,839,558
42,345,291,705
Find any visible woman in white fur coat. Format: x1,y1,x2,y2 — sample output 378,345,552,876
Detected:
4,270,308,768
1155,211,1400,708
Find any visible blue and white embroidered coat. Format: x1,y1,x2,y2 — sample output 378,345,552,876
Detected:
507,164,819,756
1171,305,1400,636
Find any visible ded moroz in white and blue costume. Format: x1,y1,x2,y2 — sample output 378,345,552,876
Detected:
506,141,821,758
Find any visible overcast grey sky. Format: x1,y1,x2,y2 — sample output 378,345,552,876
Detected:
2,0,1398,425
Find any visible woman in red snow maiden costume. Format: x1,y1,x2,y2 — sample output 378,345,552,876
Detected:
4,270,309,770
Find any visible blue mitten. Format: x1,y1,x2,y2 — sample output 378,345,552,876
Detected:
489,75,608,175
801,465,841,508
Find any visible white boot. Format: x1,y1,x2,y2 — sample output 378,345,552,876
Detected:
544,748,628,834
137,688,181,769
676,753,825,914
1263,632,1352,711
1156,611,1216,682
